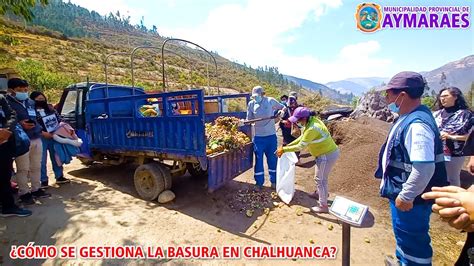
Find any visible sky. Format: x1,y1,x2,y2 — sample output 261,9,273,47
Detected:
70,0,473,83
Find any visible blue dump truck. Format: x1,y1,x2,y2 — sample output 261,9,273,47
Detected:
56,82,254,200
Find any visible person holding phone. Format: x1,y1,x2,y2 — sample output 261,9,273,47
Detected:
0,85,32,217
6,78,50,205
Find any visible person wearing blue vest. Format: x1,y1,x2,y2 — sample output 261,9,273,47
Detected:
374,71,448,266
7,78,51,205
246,85,285,191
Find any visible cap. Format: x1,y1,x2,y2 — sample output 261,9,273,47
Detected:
289,91,298,99
252,86,264,97
288,107,311,123
378,71,425,91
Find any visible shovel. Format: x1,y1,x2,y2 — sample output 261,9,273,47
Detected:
242,115,278,125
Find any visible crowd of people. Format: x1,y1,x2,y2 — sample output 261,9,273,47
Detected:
0,78,70,218
246,71,473,265
1,73,473,264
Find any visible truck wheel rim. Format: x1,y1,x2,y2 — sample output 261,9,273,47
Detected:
137,171,155,191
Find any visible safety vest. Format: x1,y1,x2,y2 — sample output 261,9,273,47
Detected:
375,105,448,204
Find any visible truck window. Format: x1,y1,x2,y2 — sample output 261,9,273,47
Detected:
61,90,77,115
0,74,7,91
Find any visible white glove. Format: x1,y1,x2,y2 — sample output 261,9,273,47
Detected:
238,119,245,127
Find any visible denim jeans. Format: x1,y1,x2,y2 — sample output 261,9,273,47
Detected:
41,137,63,182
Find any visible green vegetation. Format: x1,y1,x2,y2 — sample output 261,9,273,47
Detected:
0,0,49,21
421,96,436,110
0,0,332,106
351,96,360,109
465,82,474,109
16,59,73,91
301,93,332,113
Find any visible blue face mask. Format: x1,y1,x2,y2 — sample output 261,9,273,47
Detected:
255,96,263,103
387,94,403,113
15,92,29,101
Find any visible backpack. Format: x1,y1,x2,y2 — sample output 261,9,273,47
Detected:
14,124,30,157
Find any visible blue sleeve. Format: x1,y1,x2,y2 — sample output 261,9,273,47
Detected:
246,101,254,120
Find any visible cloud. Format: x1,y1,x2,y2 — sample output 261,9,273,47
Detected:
274,41,392,83
160,0,392,83
70,0,393,83
69,0,146,25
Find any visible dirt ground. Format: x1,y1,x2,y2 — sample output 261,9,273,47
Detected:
0,117,471,265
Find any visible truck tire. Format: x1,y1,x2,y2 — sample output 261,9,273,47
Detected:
186,162,208,178
157,165,172,190
78,157,94,166
134,163,165,201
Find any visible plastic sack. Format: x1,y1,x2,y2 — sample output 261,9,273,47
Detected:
276,152,298,204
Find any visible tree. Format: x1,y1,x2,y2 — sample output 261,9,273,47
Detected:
16,59,72,91
467,82,474,108
422,96,436,110
0,0,49,21
439,71,448,89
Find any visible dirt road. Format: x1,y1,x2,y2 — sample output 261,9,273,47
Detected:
0,117,470,265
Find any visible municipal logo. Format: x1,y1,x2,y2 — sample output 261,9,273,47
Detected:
355,3,383,32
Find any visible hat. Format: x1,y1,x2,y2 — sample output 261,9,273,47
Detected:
377,71,425,91
289,91,298,99
252,86,264,97
288,107,311,123
7,78,28,90
288,96,297,104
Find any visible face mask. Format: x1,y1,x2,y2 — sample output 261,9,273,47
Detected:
15,92,28,101
255,96,263,103
35,100,48,109
387,94,403,113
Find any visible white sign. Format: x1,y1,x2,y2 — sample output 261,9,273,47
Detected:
42,114,59,133
329,196,368,227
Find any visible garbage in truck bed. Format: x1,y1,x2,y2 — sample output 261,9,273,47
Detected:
205,116,251,155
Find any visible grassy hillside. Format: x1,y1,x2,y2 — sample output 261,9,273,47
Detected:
0,0,334,110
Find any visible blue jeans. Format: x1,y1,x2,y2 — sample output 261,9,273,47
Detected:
390,200,433,265
253,134,277,186
41,137,63,182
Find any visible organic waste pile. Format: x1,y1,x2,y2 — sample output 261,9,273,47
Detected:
205,116,251,155
139,104,160,117
226,188,276,215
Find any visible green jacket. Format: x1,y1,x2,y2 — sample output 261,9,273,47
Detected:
282,116,337,158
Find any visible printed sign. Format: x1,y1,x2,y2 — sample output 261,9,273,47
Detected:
42,114,59,133
329,196,369,227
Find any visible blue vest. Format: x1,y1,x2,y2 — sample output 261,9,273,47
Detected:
375,105,448,204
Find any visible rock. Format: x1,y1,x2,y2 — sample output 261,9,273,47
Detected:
327,224,334,231
158,190,175,203
364,237,371,243
246,210,254,218
350,91,395,122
